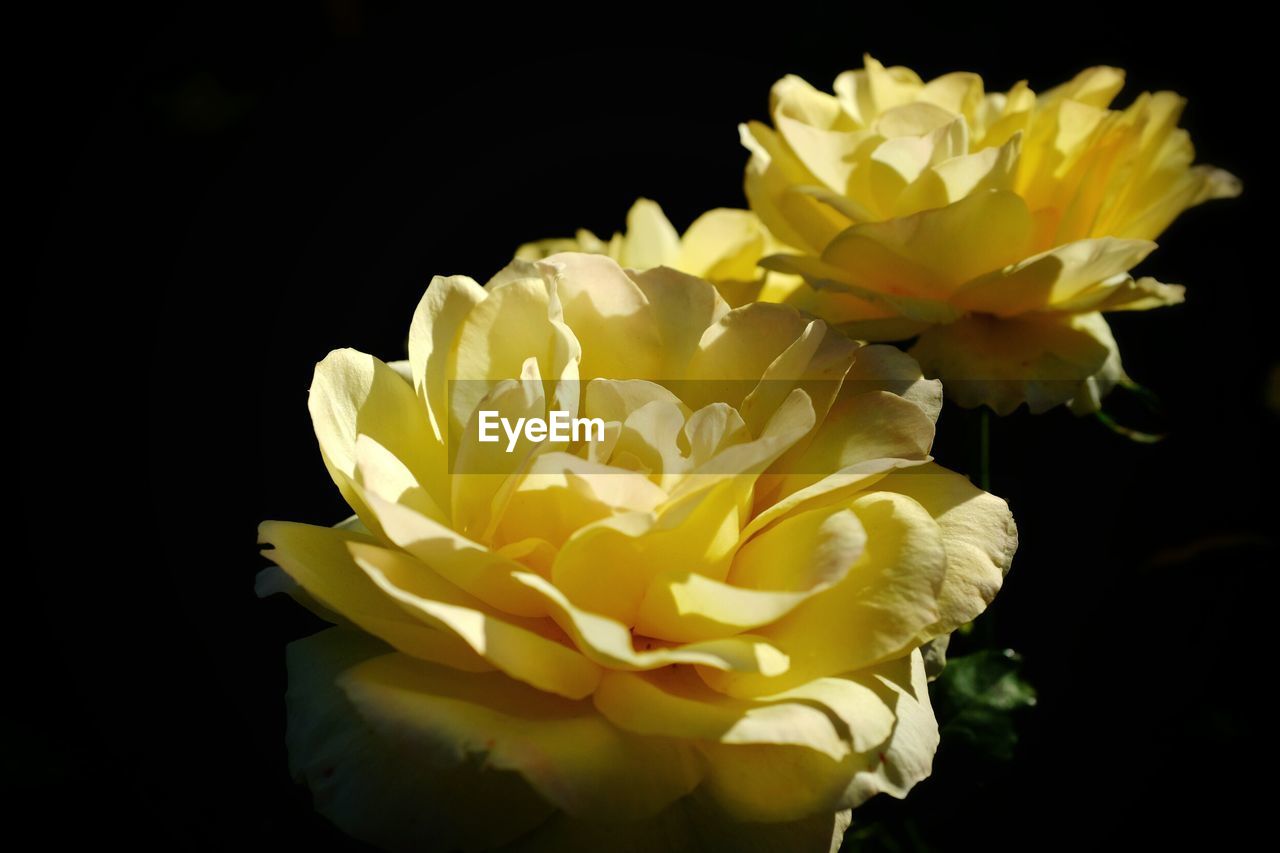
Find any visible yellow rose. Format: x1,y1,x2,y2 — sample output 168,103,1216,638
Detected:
258,253,1016,851
516,197,799,308
743,56,1240,414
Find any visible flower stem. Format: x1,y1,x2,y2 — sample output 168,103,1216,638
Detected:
978,406,991,492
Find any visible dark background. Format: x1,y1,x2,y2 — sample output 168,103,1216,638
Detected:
22,3,1278,849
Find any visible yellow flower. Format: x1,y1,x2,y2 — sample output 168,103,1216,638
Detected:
258,253,1016,851
743,56,1240,414
516,197,799,308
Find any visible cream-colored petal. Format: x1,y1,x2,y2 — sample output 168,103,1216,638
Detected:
671,389,817,501
731,506,866,591
515,235,604,261
448,266,581,449
874,102,957,138
337,644,702,821
1066,313,1127,415
627,265,729,380
705,492,946,697
697,651,937,820
1041,65,1126,109
385,358,412,383
740,319,859,440
695,740,853,822
953,237,1155,316
309,348,446,530
537,252,664,381
759,364,936,510
283,628,551,852
919,71,985,118
682,403,750,468
765,670,897,755
633,506,866,642
744,457,926,543
909,311,1117,414
820,189,1036,298
259,521,491,672
834,56,925,126
695,653,925,822
352,434,441,523
684,302,812,410
1050,274,1184,314
765,391,934,505
512,571,791,677
772,76,867,194
614,398,689,484
593,667,851,760
495,451,668,548
255,565,343,624
773,275,928,339
844,344,943,423
676,208,768,282
407,274,486,448
873,463,1017,640
449,357,550,539
741,121,854,255
349,542,602,700
549,478,750,626
769,251,963,324
585,377,690,424
841,650,939,807
895,133,1020,216
620,198,681,270
356,485,552,618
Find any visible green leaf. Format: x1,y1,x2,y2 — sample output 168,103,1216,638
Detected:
931,649,1036,762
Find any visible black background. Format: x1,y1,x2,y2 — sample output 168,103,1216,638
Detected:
22,3,1278,850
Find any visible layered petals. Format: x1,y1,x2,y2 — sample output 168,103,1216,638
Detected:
517,197,804,310
260,252,1016,850
741,56,1238,413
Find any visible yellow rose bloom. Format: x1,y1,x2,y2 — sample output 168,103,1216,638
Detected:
516,197,798,308
743,56,1240,414
258,253,1016,851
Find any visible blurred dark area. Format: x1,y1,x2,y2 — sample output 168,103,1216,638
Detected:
21,3,1278,849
